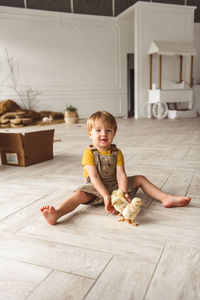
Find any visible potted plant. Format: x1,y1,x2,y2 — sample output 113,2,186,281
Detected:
64,105,78,123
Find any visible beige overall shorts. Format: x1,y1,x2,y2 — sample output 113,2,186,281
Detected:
77,144,136,205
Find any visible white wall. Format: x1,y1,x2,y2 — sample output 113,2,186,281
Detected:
0,4,199,119
133,2,196,118
0,6,129,118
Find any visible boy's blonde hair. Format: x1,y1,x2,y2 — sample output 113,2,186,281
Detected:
87,111,117,132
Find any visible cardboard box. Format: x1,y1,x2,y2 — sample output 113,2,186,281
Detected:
0,129,54,167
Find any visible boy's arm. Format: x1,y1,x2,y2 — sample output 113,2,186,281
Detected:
85,165,116,214
116,164,131,202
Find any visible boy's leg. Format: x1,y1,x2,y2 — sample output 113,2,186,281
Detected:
132,175,191,208
40,190,95,225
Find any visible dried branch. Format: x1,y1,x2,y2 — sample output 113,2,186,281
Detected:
1,49,40,110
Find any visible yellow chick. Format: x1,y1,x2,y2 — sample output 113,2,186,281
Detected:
111,189,129,215
120,197,143,226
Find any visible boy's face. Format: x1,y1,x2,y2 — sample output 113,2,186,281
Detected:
88,119,116,151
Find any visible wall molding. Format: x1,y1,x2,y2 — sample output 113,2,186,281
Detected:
0,6,122,90
0,84,125,116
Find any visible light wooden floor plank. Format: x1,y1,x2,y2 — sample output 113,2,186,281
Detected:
0,232,111,278
0,190,47,221
145,243,200,300
0,189,74,232
85,255,156,300
19,214,164,263
0,257,50,300
188,169,200,195
26,270,94,300
160,169,195,195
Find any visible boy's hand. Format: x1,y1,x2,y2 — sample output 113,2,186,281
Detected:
124,192,131,203
104,195,117,214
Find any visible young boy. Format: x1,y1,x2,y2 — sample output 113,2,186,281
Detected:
41,110,191,225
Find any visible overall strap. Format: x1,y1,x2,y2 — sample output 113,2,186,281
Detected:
88,144,118,154
110,144,118,153
88,145,99,165
88,144,98,153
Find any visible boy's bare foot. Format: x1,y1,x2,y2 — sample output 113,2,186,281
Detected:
162,196,191,208
40,205,59,225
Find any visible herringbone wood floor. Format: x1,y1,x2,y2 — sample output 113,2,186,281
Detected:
0,117,200,300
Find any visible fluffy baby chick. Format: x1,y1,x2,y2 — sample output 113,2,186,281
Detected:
120,197,143,226
111,189,129,215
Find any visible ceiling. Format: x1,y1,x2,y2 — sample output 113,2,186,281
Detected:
0,0,199,22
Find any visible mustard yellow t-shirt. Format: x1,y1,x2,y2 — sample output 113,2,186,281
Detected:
82,147,124,178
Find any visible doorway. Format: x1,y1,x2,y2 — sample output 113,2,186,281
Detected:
127,53,135,117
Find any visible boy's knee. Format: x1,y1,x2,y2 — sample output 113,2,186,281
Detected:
134,175,147,187
76,190,95,204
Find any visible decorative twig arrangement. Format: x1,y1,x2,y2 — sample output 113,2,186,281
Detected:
0,49,40,110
